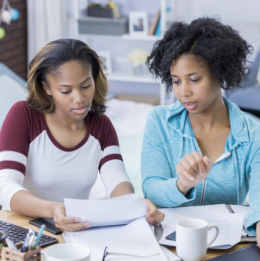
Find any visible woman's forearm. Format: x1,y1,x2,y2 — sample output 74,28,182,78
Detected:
256,221,260,247
10,190,62,218
110,182,134,198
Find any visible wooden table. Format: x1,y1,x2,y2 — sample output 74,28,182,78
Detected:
0,210,253,260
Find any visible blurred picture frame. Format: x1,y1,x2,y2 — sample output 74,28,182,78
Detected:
98,50,112,75
129,12,148,36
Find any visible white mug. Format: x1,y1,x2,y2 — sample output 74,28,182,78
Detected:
176,218,219,261
41,243,91,261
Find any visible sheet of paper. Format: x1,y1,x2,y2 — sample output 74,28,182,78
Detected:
197,204,253,238
63,217,169,261
163,204,250,238
159,205,244,249
160,245,180,261
230,205,255,237
230,205,249,220
64,194,146,227
230,205,249,228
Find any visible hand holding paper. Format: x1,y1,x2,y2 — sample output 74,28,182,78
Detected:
64,194,147,227
53,203,91,232
143,198,165,225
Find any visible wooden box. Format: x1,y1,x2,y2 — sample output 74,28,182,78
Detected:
2,242,41,261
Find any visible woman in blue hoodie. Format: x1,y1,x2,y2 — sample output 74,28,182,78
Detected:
141,17,260,242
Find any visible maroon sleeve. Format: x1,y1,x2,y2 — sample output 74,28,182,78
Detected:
88,113,123,171
100,115,119,150
100,116,123,170
0,101,31,175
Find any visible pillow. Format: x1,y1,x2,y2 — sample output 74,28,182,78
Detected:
89,132,144,200
0,74,28,128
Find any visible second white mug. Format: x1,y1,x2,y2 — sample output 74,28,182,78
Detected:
176,218,219,261
41,243,91,261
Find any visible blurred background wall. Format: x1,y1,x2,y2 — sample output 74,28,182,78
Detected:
0,0,27,79
2,0,260,103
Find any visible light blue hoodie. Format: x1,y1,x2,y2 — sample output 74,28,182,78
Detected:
141,97,260,235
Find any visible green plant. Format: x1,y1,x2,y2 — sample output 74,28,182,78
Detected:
88,2,110,8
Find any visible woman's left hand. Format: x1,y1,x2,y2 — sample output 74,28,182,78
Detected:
256,221,260,246
142,198,165,225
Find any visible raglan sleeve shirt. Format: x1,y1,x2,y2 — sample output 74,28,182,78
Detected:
0,101,131,210
97,114,131,197
0,102,30,210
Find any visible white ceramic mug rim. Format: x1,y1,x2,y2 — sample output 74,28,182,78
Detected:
177,218,208,230
43,243,90,260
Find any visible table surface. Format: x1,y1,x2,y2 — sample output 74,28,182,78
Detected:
0,210,253,261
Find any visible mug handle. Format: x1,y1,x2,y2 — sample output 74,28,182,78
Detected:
41,250,46,258
207,225,219,248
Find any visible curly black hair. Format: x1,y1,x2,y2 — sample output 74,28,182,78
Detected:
146,17,253,92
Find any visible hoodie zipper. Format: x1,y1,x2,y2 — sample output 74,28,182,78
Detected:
200,179,207,206
199,151,231,206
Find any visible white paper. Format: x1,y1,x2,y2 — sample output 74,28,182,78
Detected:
230,205,255,237
159,205,244,249
64,194,146,227
63,217,168,261
160,245,180,261
230,205,249,218
206,204,252,237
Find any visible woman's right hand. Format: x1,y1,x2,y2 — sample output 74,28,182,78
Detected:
176,151,211,195
53,203,91,232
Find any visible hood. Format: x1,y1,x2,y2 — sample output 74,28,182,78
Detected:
166,97,250,148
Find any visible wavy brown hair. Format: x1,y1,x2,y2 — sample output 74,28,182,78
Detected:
27,39,108,115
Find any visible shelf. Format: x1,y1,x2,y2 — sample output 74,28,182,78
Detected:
122,34,161,41
106,72,160,84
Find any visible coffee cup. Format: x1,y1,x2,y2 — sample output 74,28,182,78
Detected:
41,243,90,261
176,218,219,261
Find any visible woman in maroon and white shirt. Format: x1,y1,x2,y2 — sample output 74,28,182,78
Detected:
0,39,164,231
